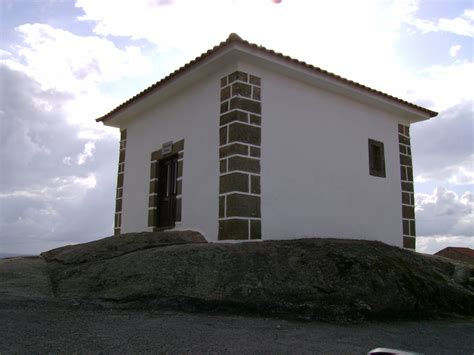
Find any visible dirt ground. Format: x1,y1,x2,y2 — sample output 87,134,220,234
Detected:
1,303,473,354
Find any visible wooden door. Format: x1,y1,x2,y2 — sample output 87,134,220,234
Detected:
157,155,178,228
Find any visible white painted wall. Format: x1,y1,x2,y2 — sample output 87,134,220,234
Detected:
238,62,410,247
120,58,414,247
121,64,237,241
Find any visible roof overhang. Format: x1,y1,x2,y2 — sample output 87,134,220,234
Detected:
98,45,238,128
96,34,437,128
230,45,435,122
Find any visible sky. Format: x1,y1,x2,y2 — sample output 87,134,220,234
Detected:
0,0,472,255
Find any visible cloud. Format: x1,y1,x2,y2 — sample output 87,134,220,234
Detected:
438,9,474,37
76,0,232,54
414,157,474,186
0,22,157,255
449,44,462,57
0,65,118,254
416,187,473,237
408,8,474,37
1,23,153,130
417,235,474,254
0,174,97,202
11,23,152,93
412,61,473,111
395,66,472,149
415,162,474,186
74,0,414,88
411,102,473,185
73,0,473,114
448,164,474,185
63,156,73,166
77,142,96,165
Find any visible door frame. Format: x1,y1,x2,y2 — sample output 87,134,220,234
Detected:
156,153,179,229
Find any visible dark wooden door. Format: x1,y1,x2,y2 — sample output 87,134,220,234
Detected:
157,155,178,228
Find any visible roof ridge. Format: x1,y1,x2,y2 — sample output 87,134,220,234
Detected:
96,33,438,123
227,33,242,41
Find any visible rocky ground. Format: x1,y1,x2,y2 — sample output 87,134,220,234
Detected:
1,231,473,352
40,231,473,321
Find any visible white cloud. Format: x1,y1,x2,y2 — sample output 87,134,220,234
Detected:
73,0,474,113
438,9,474,37
0,49,13,59
62,157,73,166
0,65,117,254
77,0,233,54
448,163,474,185
408,17,439,33
1,24,153,131
77,141,96,165
0,174,97,202
415,156,474,186
416,187,473,237
449,44,462,57
417,235,474,254
75,0,414,92
78,129,111,141
407,8,474,37
411,102,473,184
12,23,152,93
413,61,473,111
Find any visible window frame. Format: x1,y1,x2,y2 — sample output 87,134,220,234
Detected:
368,139,386,178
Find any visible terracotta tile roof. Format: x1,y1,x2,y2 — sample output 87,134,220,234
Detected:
96,33,438,123
435,247,474,258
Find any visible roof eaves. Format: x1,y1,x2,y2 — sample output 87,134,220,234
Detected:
96,33,438,124
235,38,437,118
95,34,242,123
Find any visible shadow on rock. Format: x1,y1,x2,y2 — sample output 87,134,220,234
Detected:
33,231,474,322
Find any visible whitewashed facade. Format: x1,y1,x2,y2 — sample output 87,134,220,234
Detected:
97,34,436,250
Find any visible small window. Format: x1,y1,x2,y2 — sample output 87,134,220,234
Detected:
368,139,386,178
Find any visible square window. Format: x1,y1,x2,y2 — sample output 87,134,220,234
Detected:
368,139,386,178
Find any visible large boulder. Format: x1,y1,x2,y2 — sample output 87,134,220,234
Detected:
41,230,206,265
41,234,473,321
